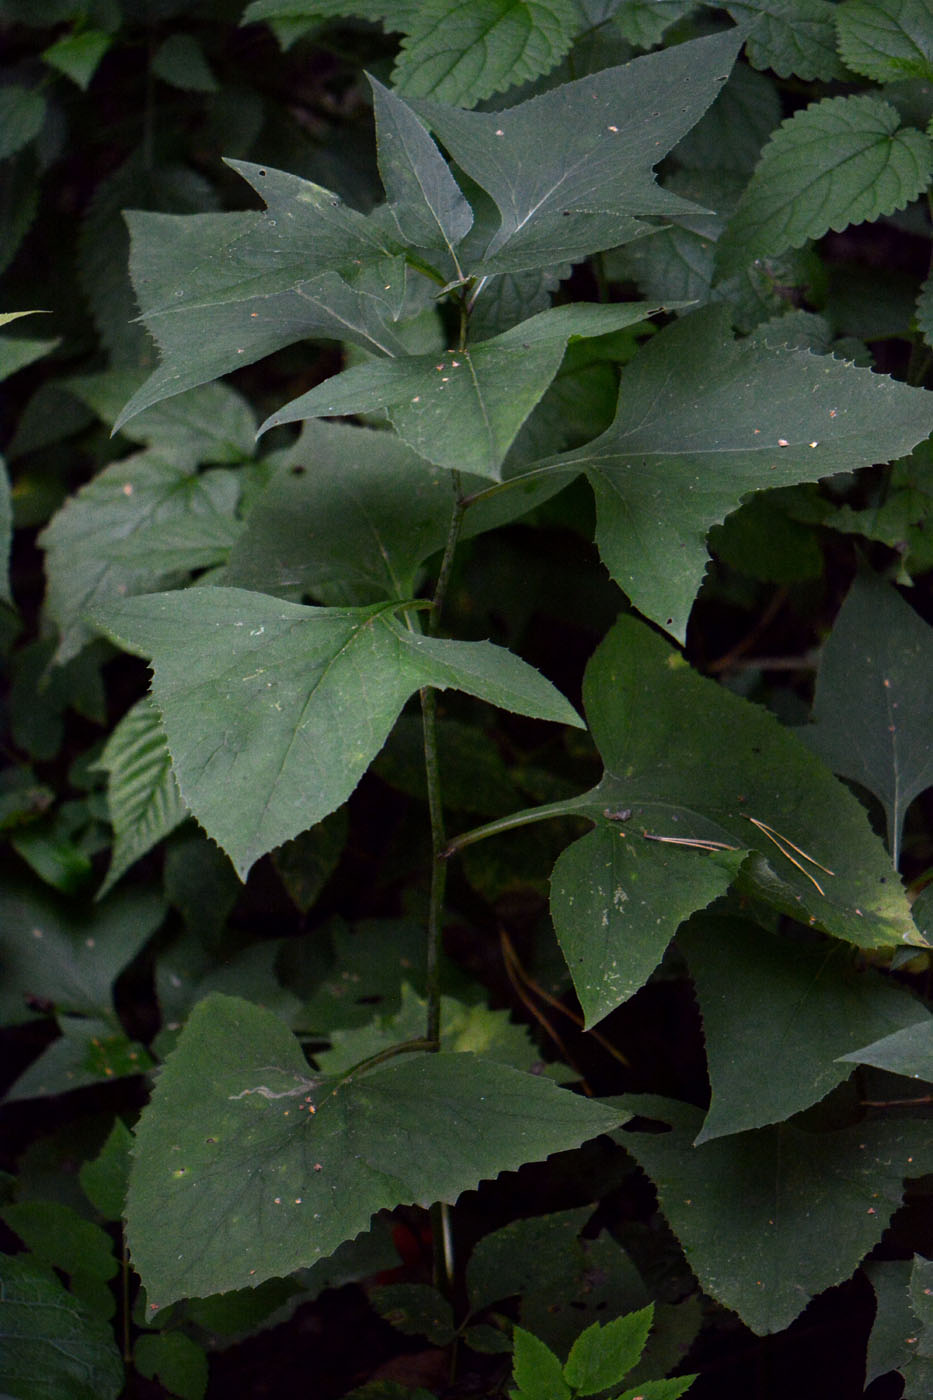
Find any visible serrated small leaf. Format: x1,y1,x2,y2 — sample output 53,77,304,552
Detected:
126,992,623,1304
716,95,933,277
259,303,666,479
837,1020,933,1083
416,28,741,274
723,0,848,81
91,587,582,878
680,915,930,1141
804,570,933,868
0,1254,124,1400
619,1095,933,1334
836,0,933,84
533,305,933,639
392,0,579,107
96,697,189,898
511,1326,572,1399
564,1307,653,1394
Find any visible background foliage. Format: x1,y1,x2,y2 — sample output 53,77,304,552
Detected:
1,3,932,1398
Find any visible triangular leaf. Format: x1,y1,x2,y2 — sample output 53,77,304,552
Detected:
500,613,924,1027
680,915,930,1142
716,94,933,277
836,1019,933,1083
416,28,742,274
259,302,667,479
803,569,933,868
618,1095,933,1334
126,992,623,1304
534,306,933,639
90,587,582,878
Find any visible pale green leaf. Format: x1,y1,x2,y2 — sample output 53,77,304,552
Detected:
617,1379,697,1400
260,302,666,480
0,85,47,160
619,1095,933,1334
392,0,579,107
505,614,924,1027
837,1020,933,1083
113,162,405,430
837,0,933,84
0,1255,123,1400
722,0,848,80
416,28,742,274
511,1326,572,1399
42,29,112,89
0,334,59,382
96,697,189,898
680,915,930,1142
564,1307,653,1394
370,75,472,267
0,884,166,1026
534,306,933,639
2,1015,153,1102
40,447,242,665
90,587,582,878
125,992,623,1304
804,571,933,868
716,95,933,277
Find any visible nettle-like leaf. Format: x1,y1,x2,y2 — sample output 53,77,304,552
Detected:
464,613,923,1028
618,1095,933,1335
680,915,931,1142
804,570,933,869
95,697,189,898
90,587,583,879
417,27,741,275
259,303,668,480
836,0,933,85
113,161,408,430
531,306,933,640
126,992,623,1304
720,0,848,81
716,94,933,277
392,0,580,107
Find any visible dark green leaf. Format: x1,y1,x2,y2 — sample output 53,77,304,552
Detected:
70,377,257,462
416,28,742,274
535,306,933,639
716,95,933,277
837,1019,933,1083
804,570,933,868
125,992,623,1304
722,0,848,80
836,0,933,84
674,60,782,175
865,1258,933,1396
619,1095,933,1333
679,915,930,1141
152,34,218,92
3,1015,153,1101
92,587,582,877
79,1119,134,1221
42,29,112,89
0,85,47,160
0,454,10,607
369,1283,456,1344
613,0,696,49
133,1333,208,1400
260,303,667,480
392,0,579,107
1,1201,117,1282
0,1254,123,1400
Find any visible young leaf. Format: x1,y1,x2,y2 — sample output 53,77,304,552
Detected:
416,28,742,274
619,1095,933,1334
716,95,933,277
0,1254,124,1400
532,306,933,640
510,1326,572,1400
836,0,933,85
90,587,583,878
486,613,924,1027
42,29,112,89
40,448,242,665
125,992,624,1304
836,1020,933,1083
259,302,667,480
391,0,579,107
563,1307,653,1394
95,696,189,898
679,915,931,1142
721,0,848,80
370,75,473,269
113,162,406,430
803,570,933,869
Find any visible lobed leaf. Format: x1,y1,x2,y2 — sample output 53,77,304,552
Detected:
90,587,583,878
836,0,933,85
125,992,624,1304
716,94,933,277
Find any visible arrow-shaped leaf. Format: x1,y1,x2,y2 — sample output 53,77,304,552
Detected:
534,306,933,640
126,992,624,1305
90,587,582,878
